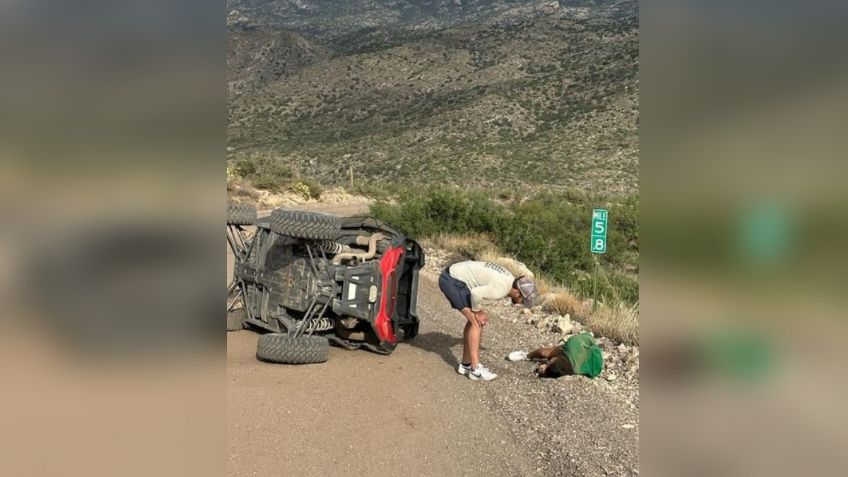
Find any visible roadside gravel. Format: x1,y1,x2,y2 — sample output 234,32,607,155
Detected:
420,248,640,476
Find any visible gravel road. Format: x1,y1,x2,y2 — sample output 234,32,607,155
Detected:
227,203,639,476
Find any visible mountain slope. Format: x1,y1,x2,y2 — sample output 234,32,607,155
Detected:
227,0,639,194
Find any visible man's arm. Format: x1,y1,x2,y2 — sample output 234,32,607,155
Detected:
459,307,488,327
469,284,510,312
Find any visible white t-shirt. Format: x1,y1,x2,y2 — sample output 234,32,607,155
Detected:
449,261,515,311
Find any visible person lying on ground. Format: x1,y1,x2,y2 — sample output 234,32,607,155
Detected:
508,333,604,379
438,260,538,381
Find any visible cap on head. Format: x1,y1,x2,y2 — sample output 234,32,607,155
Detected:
515,276,538,308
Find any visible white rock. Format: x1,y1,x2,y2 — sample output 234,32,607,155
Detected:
523,308,531,315
535,317,550,330
606,373,617,382
552,316,573,335
621,424,635,429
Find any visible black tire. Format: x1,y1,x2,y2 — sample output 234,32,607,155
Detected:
400,320,419,340
227,202,256,225
269,209,340,240
256,334,329,364
227,309,245,332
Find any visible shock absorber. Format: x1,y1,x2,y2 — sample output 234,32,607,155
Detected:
312,240,346,255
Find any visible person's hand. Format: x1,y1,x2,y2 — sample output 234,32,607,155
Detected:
475,311,489,327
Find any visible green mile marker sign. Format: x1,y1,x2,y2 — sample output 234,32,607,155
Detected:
590,208,608,254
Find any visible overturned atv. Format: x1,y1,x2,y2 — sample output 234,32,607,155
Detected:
226,202,425,364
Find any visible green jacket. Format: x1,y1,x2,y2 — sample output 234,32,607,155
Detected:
561,333,604,378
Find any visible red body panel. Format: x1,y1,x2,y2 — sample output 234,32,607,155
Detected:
374,245,405,343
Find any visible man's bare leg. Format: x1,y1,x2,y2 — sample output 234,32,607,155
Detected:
460,308,481,368
462,321,472,365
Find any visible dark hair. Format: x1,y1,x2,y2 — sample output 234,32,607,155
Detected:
542,356,574,379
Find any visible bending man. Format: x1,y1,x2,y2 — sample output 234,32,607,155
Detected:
438,260,537,381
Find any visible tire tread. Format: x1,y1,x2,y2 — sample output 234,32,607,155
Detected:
256,334,329,364
269,209,340,240
227,202,257,225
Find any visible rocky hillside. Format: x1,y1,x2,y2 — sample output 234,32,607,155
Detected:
227,0,639,194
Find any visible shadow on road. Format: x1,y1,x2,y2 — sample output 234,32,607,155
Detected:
406,331,464,370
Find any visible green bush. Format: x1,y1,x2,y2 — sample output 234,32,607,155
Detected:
369,188,639,304
290,179,323,200
229,153,334,200
253,177,282,193
231,154,295,192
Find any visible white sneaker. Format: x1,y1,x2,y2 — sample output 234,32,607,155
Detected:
508,350,528,362
468,364,498,381
457,363,472,376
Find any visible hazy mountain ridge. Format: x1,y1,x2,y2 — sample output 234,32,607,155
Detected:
227,0,639,194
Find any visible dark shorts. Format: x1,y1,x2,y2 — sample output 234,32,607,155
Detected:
439,268,472,311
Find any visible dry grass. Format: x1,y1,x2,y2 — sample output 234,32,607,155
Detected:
545,288,639,345
227,181,261,202
478,249,535,279
533,274,554,296
421,233,500,260
588,302,640,345
542,289,589,321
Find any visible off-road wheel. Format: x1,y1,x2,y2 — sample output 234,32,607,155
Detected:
256,334,329,364
400,320,419,340
227,202,257,225
227,309,245,332
269,209,340,240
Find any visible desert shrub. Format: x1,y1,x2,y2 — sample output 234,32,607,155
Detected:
369,188,506,238
232,159,257,178
229,152,331,199
232,154,295,192
606,273,639,305
370,188,639,305
291,178,323,200
421,233,499,260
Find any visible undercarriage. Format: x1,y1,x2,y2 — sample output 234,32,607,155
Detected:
227,203,424,363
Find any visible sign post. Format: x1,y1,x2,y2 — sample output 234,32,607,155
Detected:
590,209,608,310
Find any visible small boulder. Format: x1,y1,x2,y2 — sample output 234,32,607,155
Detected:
551,315,573,335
